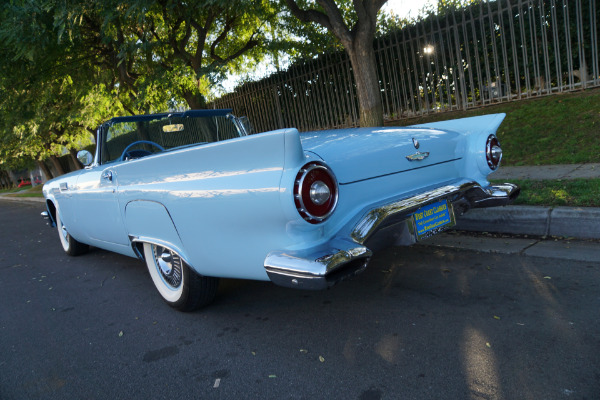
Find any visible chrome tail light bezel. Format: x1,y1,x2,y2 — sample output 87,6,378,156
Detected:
486,134,503,170
294,162,339,224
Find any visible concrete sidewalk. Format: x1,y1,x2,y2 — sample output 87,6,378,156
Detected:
489,163,600,180
0,194,45,203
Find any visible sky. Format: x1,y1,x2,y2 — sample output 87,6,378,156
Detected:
382,0,438,19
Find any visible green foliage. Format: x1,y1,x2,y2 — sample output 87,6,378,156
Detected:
0,0,283,172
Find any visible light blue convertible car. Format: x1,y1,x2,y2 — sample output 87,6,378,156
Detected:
43,109,519,311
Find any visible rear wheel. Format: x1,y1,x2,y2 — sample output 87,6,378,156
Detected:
142,243,218,311
56,211,89,256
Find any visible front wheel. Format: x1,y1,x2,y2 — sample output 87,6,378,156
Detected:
142,243,219,311
56,211,89,256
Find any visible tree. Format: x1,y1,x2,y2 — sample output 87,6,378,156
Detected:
127,0,280,108
284,0,387,127
0,0,129,176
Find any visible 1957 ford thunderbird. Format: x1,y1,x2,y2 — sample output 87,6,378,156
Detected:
42,109,519,311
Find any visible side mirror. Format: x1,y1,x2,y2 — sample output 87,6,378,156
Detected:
77,150,94,167
238,116,256,135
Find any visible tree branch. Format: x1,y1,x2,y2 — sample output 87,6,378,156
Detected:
285,0,352,47
209,15,237,61
211,34,259,66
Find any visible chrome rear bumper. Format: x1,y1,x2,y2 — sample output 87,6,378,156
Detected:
264,180,519,290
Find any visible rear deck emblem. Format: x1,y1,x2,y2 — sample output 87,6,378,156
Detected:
406,151,430,161
412,138,420,149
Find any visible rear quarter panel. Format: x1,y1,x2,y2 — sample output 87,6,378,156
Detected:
113,128,305,280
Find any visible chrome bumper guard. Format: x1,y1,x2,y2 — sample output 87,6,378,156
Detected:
265,180,519,290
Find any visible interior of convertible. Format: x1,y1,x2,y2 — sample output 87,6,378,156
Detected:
101,114,243,164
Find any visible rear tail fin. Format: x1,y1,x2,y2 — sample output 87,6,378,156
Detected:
408,113,506,136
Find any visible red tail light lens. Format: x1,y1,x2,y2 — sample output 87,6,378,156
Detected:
294,162,338,224
486,134,502,170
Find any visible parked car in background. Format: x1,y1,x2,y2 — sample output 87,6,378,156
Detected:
18,178,31,188
42,109,519,311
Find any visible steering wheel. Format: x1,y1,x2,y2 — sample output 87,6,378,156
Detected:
120,140,165,161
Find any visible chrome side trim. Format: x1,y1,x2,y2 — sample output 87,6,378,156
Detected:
129,235,190,266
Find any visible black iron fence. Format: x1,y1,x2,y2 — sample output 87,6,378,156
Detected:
212,0,600,132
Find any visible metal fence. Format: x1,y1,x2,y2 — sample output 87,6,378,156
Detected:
212,0,600,132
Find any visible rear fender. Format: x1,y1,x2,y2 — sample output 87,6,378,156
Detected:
124,200,188,264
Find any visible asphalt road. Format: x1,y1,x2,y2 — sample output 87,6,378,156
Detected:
1,201,599,400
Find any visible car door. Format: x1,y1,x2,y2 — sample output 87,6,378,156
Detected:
73,164,130,246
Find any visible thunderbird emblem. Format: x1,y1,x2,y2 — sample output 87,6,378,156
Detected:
406,151,430,161
412,137,420,149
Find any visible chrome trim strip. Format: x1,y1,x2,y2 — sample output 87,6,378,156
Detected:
129,235,191,266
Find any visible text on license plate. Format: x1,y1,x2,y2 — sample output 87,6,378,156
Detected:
413,200,453,239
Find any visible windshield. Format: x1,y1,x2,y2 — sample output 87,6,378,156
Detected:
100,114,243,164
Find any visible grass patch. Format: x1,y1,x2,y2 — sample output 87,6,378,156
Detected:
389,87,600,166
492,178,600,207
3,185,44,198
10,192,44,198
0,187,23,194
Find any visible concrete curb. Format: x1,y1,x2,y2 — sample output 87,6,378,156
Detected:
455,205,600,240
0,195,45,204
489,163,600,180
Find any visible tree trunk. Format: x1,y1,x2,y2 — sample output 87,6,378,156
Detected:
182,90,206,109
69,149,83,170
0,171,10,188
37,160,53,181
284,0,385,127
347,40,384,127
49,155,65,176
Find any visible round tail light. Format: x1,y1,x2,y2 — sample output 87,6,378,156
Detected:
486,134,502,170
294,162,338,224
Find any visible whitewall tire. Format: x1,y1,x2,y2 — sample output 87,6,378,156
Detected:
56,211,89,256
142,242,218,311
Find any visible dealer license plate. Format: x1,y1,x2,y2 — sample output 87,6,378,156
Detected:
413,200,455,240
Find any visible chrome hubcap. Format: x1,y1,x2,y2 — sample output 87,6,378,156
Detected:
152,245,182,289
60,224,69,241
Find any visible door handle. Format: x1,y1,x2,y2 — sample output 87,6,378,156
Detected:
102,170,113,182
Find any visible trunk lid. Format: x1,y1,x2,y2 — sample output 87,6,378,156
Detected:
300,127,464,184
